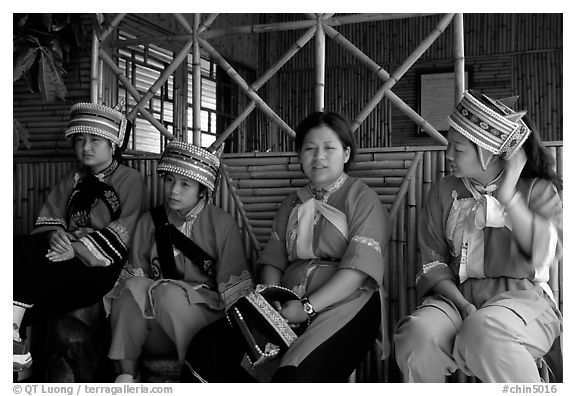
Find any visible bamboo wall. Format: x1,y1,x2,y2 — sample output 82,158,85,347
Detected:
13,143,563,381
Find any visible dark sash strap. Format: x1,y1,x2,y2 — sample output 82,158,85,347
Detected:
150,206,215,279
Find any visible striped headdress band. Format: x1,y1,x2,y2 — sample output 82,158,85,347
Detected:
156,141,221,191
448,90,531,169
65,102,128,148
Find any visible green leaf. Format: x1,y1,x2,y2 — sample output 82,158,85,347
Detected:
13,47,38,82
37,48,67,102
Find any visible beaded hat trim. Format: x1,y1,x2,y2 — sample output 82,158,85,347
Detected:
65,102,127,147
448,91,531,167
157,141,220,191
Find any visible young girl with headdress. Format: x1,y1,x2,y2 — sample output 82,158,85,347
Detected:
104,141,253,383
13,103,148,372
394,89,563,382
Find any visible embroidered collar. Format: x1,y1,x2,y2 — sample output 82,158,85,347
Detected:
309,173,348,201
171,196,207,223
73,159,120,187
84,159,120,181
463,171,504,198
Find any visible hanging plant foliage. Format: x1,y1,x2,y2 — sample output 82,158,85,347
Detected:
13,13,87,102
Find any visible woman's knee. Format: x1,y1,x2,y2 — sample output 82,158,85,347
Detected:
151,283,186,312
455,309,504,356
395,311,455,355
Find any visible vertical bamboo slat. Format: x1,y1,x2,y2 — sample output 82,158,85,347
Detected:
314,17,325,112
192,14,201,146
453,13,465,102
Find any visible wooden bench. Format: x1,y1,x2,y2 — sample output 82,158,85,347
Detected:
13,144,563,382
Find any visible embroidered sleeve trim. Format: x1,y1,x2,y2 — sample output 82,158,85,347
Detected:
79,222,130,267
351,235,381,253
79,237,112,267
271,231,280,241
416,261,449,283
35,217,67,228
422,261,449,273
219,270,254,309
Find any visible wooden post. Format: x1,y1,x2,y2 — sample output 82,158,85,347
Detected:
314,15,326,112
453,13,465,103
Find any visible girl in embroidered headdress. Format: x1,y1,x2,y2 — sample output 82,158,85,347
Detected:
184,111,391,382
394,89,562,382
104,141,254,383
13,103,148,372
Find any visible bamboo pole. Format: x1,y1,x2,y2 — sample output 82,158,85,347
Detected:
172,13,193,34
99,13,127,42
406,169,417,313
93,13,127,102
389,152,423,219
220,164,261,252
199,37,296,139
397,199,407,320
127,38,194,121
314,16,326,112
99,50,175,140
91,32,100,103
192,14,202,145
209,26,316,152
106,34,192,48
201,19,317,39
327,13,438,26
453,13,465,103
351,14,454,144
324,23,447,145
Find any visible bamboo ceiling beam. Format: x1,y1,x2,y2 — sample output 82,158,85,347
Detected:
315,15,326,112
127,38,194,121
201,19,317,39
199,37,296,140
173,13,193,34
453,13,466,104
105,35,192,49
326,13,437,26
209,26,316,152
351,14,454,144
99,50,175,140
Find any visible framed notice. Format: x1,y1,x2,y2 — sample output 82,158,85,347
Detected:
418,69,470,132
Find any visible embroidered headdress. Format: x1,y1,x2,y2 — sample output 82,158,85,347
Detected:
157,141,221,191
448,90,531,169
65,102,129,149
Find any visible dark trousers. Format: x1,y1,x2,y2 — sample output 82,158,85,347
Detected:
13,233,123,325
183,291,380,383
